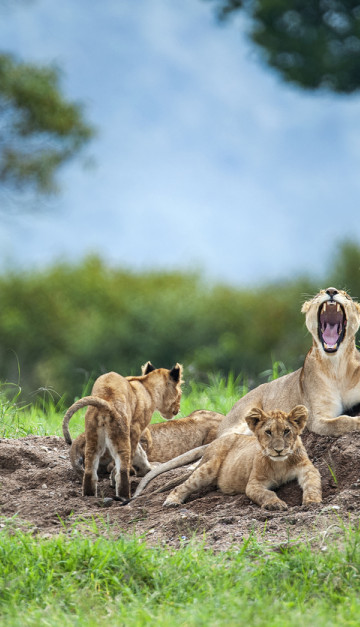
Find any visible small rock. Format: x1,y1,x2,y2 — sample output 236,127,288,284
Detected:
321,505,340,512
98,498,113,508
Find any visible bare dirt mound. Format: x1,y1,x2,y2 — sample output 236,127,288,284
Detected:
1,430,360,549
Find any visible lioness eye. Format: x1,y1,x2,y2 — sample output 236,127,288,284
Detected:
284,429,290,435
265,429,272,436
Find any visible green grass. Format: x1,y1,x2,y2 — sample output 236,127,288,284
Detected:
1,373,359,625
0,373,248,437
0,518,360,626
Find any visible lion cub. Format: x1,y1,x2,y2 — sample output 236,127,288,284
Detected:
62,362,183,499
164,405,322,510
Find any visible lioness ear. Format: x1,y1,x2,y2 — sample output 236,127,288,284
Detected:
301,300,311,314
288,405,308,433
245,407,266,433
142,361,156,375
170,363,183,384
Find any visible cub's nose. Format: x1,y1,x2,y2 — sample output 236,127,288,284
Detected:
326,287,339,298
273,446,284,454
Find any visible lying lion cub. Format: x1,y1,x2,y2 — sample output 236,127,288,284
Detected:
67,409,224,479
139,410,224,462
62,362,183,499
164,405,322,510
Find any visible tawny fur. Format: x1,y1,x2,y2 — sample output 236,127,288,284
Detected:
139,410,224,462
134,287,360,498
164,406,322,510
62,362,183,499
219,288,360,438
68,409,223,480
68,431,152,479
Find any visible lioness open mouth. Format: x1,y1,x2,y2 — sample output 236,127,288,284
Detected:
318,300,346,352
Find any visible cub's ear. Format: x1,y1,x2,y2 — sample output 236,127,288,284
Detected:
245,407,266,433
288,405,308,433
142,361,156,375
170,363,183,384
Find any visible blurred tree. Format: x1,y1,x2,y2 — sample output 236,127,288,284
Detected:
328,239,360,296
0,53,94,194
208,0,360,93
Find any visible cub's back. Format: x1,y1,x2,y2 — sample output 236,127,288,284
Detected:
91,371,130,402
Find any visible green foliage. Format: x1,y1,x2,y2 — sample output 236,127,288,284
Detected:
209,0,360,93
0,239,358,402
0,256,316,401
329,239,360,297
1,521,360,625
0,53,94,194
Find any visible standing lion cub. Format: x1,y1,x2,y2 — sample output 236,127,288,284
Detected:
62,362,183,499
164,405,322,510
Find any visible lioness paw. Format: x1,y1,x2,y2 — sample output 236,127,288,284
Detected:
262,498,288,511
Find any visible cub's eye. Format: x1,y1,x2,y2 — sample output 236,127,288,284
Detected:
265,429,272,436
284,428,291,435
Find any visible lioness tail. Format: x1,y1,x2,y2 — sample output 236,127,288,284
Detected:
62,396,112,445
133,444,208,498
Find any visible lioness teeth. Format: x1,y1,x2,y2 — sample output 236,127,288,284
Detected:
324,342,336,349
337,304,340,312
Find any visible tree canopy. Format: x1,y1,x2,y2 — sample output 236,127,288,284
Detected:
209,0,360,93
0,53,94,195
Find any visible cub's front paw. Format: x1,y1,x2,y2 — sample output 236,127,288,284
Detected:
164,494,181,508
262,498,288,511
301,498,322,510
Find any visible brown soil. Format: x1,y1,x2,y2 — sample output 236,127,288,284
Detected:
1,430,360,549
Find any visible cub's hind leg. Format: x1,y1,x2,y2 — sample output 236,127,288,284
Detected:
83,413,106,497
107,418,132,499
164,458,221,507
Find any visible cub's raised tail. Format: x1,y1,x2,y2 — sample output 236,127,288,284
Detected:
62,396,112,445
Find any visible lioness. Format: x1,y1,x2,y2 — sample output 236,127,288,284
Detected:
62,362,183,499
220,287,360,438
67,409,224,479
164,406,322,510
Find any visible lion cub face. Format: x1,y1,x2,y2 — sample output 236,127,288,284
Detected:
301,287,360,354
141,362,183,420
245,406,308,461
157,365,183,420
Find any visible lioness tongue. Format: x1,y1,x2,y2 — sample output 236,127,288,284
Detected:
323,324,339,346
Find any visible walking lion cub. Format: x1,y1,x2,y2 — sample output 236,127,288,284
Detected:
164,405,322,510
62,362,183,499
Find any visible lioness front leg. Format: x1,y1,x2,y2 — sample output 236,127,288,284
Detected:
245,479,288,511
164,460,220,507
310,413,360,437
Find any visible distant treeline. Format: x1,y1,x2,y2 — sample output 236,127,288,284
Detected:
0,240,359,401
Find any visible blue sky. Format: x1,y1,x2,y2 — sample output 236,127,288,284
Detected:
1,0,360,285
